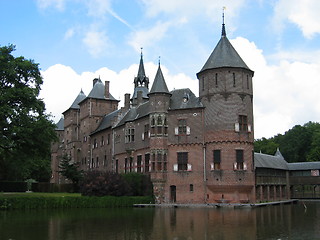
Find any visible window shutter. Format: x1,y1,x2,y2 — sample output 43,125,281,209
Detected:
248,124,252,132
210,163,214,171
175,127,179,135
235,123,240,132
233,162,237,170
186,126,191,135
173,164,178,171
187,164,192,171
243,162,247,170
142,133,145,140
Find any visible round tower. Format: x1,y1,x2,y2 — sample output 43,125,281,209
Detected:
197,19,256,203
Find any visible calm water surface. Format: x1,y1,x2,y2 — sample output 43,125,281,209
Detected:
1,201,319,240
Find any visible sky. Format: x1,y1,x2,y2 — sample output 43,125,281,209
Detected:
1,0,320,139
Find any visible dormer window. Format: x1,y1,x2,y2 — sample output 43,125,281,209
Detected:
183,93,189,103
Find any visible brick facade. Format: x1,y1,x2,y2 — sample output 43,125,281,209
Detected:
51,23,257,203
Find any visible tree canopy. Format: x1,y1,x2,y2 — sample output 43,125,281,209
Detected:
254,121,320,162
0,45,57,181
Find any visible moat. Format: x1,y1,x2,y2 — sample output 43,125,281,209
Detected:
1,201,319,240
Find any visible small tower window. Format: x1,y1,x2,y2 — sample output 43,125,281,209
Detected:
202,77,205,91
247,75,249,89
233,73,236,87
215,73,218,87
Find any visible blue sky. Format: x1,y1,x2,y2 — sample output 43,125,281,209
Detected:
2,0,320,139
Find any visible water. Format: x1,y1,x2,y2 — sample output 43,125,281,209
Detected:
1,201,319,240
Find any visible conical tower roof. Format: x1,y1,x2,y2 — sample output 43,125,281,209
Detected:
86,78,117,101
198,23,252,74
132,52,149,100
149,64,170,95
69,89,86,109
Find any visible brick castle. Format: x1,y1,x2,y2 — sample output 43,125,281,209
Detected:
51,21,256,204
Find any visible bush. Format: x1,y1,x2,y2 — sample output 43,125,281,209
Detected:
122,173,153,196
80,171,132,197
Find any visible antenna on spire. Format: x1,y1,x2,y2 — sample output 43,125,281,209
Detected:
140,47,143,57
221,6,226,37
158,56,161,66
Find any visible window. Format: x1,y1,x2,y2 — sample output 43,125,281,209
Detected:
177,152,188,171
190,184,194,192
236,150,244,170
239,115,248,132
157,153,162,171
107,134,110,145
115,159,119,173
178,119,187,134
143,124,149,140
96,157,99,168
93,138,98,148
233,73,236,87
213,150,221,170
247,75,249,89
125,128,135,143
129,157,133,172
125,158,128,173
215,73,218,87
137,155,142,173
202,77,205,91
145,154,150,172
101,136,104,146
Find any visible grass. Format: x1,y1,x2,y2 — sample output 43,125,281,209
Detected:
0,192,154,210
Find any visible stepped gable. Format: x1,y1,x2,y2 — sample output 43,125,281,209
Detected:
169,88,203,110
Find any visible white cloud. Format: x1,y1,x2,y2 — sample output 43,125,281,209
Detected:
128,21,172,53
40,62,198,123
36,0,66,11
231,36,320,138
273,0,320,38
64,28,75,40
82,30,110,57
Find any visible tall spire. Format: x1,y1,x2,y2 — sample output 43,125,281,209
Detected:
222,6,226,37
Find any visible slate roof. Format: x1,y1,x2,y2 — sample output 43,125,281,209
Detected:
91,109,121,135
169,88,203,110
132,86,149,100
80,78,118,103
69,90,86,109
198,23,252,74
55,118,64,131
115,102,150,127
288,162,320,171
254,152,289,170
149,65,170,94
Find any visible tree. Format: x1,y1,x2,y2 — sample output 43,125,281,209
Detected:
58,154,83,185
0,45,57,181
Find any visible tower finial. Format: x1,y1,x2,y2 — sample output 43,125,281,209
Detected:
158,56,161,66
140,47,143,57
222,6,226,37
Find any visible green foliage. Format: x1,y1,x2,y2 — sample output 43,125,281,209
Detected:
0,193,153,210
80,171,132,197
58,154,83,185
254,121,320,162
0,44,57,181
122,173,153,196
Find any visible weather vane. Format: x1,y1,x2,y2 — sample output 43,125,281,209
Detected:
222,6,226,24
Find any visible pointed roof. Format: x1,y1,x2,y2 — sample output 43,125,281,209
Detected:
149,64,170,95
132,51,149,100
55,117,64,131
198,23,252,74
69,90,86,109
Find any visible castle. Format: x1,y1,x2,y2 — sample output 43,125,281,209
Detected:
51,21,257,204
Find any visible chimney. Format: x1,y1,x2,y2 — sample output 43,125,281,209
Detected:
105,81,110,99
124,93,130,110
137,90,143,106
93,78,99,87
